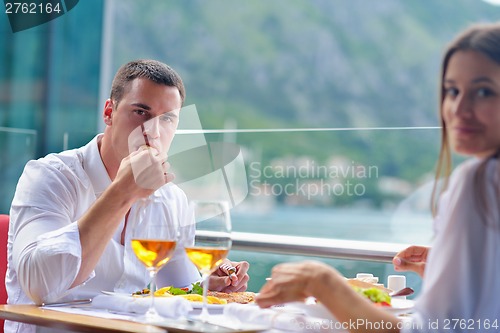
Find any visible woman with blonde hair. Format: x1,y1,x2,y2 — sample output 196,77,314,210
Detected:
256,22,500,332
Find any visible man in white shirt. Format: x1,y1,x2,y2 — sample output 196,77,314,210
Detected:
6,59,249,333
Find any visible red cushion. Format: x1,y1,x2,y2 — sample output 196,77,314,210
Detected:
0,214,9,332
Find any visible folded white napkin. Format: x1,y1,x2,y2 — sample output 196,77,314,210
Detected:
92,295,193,318
223,303,344,332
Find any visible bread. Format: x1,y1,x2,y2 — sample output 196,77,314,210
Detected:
207,291,256,304
346,279,392,293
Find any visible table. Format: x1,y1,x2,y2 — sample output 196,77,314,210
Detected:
0,304,264,333
0,305,166,333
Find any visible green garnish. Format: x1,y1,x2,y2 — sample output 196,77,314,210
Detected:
353,287,391,304
167,282,203,295
169,287,188,295
190,282,203,295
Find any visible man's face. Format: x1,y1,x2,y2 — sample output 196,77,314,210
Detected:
104,78,182,163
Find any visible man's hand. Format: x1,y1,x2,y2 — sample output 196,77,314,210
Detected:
208,260,249,292
129,145,174,190
393,245,430,277
115,146,174,200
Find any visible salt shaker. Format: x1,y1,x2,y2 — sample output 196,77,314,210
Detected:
356,273,379,284
387,275,406,299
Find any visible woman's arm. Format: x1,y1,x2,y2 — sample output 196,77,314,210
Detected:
256,261,400,333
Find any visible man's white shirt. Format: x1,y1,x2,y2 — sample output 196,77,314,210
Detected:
6,135,200,333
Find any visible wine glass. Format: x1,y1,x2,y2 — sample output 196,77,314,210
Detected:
131,196,178,322
184,200,232,321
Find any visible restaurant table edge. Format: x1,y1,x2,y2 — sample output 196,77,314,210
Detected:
0,304,166,333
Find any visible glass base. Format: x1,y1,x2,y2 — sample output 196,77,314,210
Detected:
197,307,211,322
133,307,166,324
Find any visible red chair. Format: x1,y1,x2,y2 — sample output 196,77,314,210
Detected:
0,214,9,333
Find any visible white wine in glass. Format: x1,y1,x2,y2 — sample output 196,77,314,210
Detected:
131,239,177,269
131,196,178,322
185,200,231,321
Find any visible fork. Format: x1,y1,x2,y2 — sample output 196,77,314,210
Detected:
219,263,237,280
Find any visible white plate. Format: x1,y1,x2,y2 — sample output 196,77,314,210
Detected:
190,302,227,310
384,298,415,314
281,298,414,319
101,291,256,311
281,302,335,319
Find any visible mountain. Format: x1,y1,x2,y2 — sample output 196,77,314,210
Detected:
109,0,500,204
113,0,499,126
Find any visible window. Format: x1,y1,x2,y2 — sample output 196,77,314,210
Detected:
2,0,498,293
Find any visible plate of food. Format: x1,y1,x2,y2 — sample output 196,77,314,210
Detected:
283,281,414,318
346,279,415,314
188,291,257,309
128,284,257,309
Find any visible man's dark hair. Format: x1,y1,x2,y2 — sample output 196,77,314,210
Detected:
110,59,185,105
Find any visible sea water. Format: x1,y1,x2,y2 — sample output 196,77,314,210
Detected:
229,205,431,294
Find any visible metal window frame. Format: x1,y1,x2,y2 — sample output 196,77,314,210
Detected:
232,232,410,262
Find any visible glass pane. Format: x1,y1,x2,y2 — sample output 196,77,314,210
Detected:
2,0,498,294
229,250,422,296
0,128,37,213
105,0,499,291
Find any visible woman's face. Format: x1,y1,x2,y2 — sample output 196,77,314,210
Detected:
443,50,500,158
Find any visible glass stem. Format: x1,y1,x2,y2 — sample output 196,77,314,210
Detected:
146,269,159,318
199,273,210,321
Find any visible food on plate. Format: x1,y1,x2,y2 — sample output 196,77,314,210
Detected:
132,288,151,296
177,294,227,304
207,291,256,304
133,282,203,297
346,278,392,307
132,283,255,304
154,286,174,297
346,278,392,293
352,287,392,307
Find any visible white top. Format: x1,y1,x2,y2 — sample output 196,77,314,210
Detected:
6,135,200,333
403,158,500,332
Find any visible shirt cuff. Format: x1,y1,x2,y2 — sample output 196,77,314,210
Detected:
37,222,82,257
36,222,95,292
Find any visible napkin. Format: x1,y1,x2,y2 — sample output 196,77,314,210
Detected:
223,303,344,332
92,295,193,318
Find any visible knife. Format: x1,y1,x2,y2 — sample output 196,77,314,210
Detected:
41,298,92,307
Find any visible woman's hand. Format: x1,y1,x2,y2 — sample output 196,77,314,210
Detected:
256,261,341,308
208,260,250,292
393,245,430,277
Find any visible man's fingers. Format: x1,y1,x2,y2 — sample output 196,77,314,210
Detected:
235,261,250,275
208,276,231,291
230,272,249,288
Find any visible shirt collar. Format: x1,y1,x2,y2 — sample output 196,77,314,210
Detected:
82,134,112,196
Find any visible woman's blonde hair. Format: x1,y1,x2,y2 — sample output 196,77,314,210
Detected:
432,23,500,224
